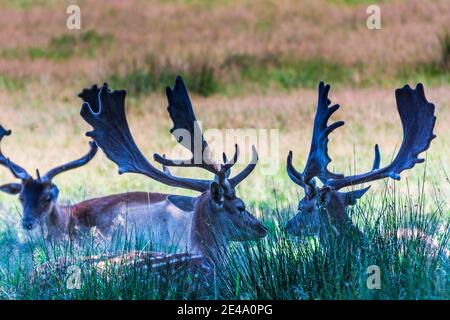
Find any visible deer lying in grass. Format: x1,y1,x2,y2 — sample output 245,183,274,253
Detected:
0,125,101,239
80,76,267,263
285,82,437,244
0,124,195,242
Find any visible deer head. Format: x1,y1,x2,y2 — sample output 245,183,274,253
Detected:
285,82,436,239
0,125,98,230
79,76,267,249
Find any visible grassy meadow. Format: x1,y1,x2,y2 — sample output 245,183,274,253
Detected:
0,0,448,299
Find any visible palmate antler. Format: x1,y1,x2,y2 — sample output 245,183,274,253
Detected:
80,77,258,194
287,82,346,197
287,82,436,195
327,84,436,190
154,76,258,192
0,124,98,182
80,83,210,192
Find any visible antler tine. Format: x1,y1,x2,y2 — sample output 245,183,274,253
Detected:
43,141,98,181
80,82,211,193
156,76,260,190
328,83,436,190
286,150,306,188
222,152,228,164
153,153,219,175
153,76,220,176
222,151,231,179
372,144,381,171
160,154,171,174
229,145,259,187
156,143,239,179
0,124,31,180
221,143,239,173
286,81,344,192
157,157,212,190
158,153,206,182
302,82,345,184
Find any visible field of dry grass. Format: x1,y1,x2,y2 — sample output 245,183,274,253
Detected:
0,0,448,210
0,0,449,91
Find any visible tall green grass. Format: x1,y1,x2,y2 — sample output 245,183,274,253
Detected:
218,185,449,299
0,180,448,300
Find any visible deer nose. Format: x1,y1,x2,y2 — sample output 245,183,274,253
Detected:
259,225,268,236
22,221,34,230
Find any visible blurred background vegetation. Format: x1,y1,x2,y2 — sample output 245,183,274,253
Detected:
0,0,447,222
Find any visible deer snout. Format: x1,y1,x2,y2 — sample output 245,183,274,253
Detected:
258,224,268,237
22,219,35,230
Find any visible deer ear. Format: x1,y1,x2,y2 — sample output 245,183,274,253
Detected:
343,186,370,206
0,183,22,195
210,181,224,210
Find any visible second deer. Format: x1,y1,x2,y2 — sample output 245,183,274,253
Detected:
285,82,436,243
80,76,267,262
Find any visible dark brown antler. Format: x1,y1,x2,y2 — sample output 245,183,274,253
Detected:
286,82,344,196
0,125,31,180
153,76,218,174
327,83,436,190
153,76,258,189
228,145,258,187
0,124,97,182
42,141,98,181
79,82,212,192
288,83,436,194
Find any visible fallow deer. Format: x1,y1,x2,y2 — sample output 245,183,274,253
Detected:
0,124,196,242
285,82,436,242
80,76,267,263
0,125,100,238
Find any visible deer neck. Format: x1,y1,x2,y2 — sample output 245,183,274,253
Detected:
45,203,70,237
189,193,228,263
319,195,363,242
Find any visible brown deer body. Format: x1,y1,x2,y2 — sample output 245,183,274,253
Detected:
79,76,267,263
56,192,195,244
0,125,198,243
285,82,437,243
